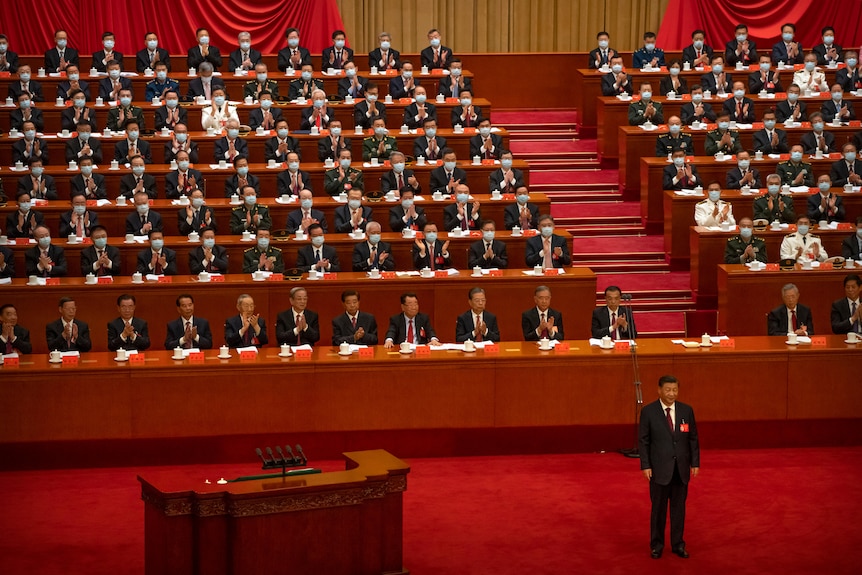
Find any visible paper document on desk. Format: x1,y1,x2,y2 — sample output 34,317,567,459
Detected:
789,186,811,194
236,346,258,354
675,189,702,196
395,271,421,277
291,344,313,352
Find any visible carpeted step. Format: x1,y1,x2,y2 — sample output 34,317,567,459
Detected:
553,202,641,218
594,271,691,293
570,235,664,255
530,170,618,185
570,260,670,272
563,224,648,236
593,298,696,313
632,310,686,336
509,140,595,154
493,109,579,125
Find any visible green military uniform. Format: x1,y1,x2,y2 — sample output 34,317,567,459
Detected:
776,160,814,187
323,167,364,196
229,204,272,235
724,234,768,264
362,135,398,161
655,133,695,157
106,105,146,131
242,244,285,273
753,193,796,223
627,99,664,126
704,128,743,155
288,78,324,100
243,79,280,100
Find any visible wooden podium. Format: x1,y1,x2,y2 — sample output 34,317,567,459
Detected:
138,450,410,575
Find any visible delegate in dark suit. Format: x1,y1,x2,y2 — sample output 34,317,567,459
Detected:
470,134,504,159
11,137,50,166
662,163,700,190
107,317,151,351
135,246,177,275
467,238,508,269
800,131,836,154
165,316,213,349
681,44,713,66
185,77,227,100
429,166,468,195
659,76,688,96
680,101,716,125
0,49,21,74
264,134,300,162
229,49,262,71
1,324,31,353
7,80,44,102
521,307,564,341
420,45,454,70
525,234,571,268
820,99,856,123
384,313,437,344
17,174,58,201
402,102,437,129
44,47,80,73
443,203,480,231
338,75,369,98
58,79,92,101
638,394,700,555
698,72,732,94
806,193,845,223
119,173,158,199
46,319,91,352
504,202,539,230
455,310,500,343
775,99,807,123
296,244,340,272
831,298,861,335
165,168,205,200
278,46,312,71
413,135,447,160
389,204,427,232
177,205,217,235
752,128,789,154
381,169,421,195
65,137,103,165
188,244,229,274
276,309,320,346
114,139,152,164
126,211,163,236
61,107,97,131
388,75,419,99
829,159,861,188
724,39,757,67
5,209,44,239
10,108,45,131
213,138,248,162
0,246,15,278
726,166,761,189
224,315,268,348
154,106,188,131
841,232,862,260
80,244,121,276
334,205,373,233
318,135,351,162
248,107,285,131
98,77,132,101
320,46,354,70
70,172,107,199
187,46,222,70
332,312,378,345
25,244,67,277
368,48,401,70
412,240,450,269
767,304,814,335
59,210,99,238
285,208,328,234
136,48,171,73
591,306,637,339
352,241,395,272
771,42,804,65
837,67,862,92
353,100,387,130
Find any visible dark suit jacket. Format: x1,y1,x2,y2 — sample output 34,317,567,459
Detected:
263,134,300,162
451,105,483,128
469,134,504,159
381,169,421,195
185,77,227,100
0,246,14,278
489,168,525,193
680,101,716,125
388,75,420,99
165,169,205,199
443,203,480,231
136,48,171,73
277,47,312,71
296,244,340,272
2,324,31,353
388,204,427,232
65,137,103,165
107,317,150,351
588,47,618,69
70,173,107,199
188,244,229,274
812,43,843,65
821,99,856,123
125,210,163,235
7,80,43,102
317,135,351,161
521,307,564,341
420,45,454,70
286,208,328,234
413,136,448,160
135,247,177,275
429,166,468,195
334,205,373,232
800,131,836,154
44,47,80,73
698,72,733,94
807,192,845,222
837,67,862,92
11,138,50,166
228,49,262,71
187,46,223,70
163,140,199,164
98,77,132,101
455,310,500,342
224,315,268,348
384,312,437,343
601,72,633,96
154,106,188,131
249,108,286,132
46,318,91,352
5,209,44,239
748,70,783,93
321,46,354,70
337,76,369,98
119,174,158,199
213,137,248,162
276,309,320,346
591,305,637,339
724,39,758,66
402,103,437,129
841,233,862,260
353,100,387,129
830,160,861,188
332,311,378,345
639,399,700,485
468,239,508,269
771,42,804,65
726,167,761,189
368,48,401,70
58,79,92,101
722,97,756,123
525,235,571,267
61,107,97,131
504,202,539,230
659,76,688,96
412,240,450,269
10,108,45,131
775,100,807,123
662,163,700,190
681,44,714,65
352,241,395,272
831,299,861,335
114,139,152,164
16,174,58,200
80,244,121,276
223,173,260,198
767,304,815,335
25,244,67,276
177,206,217,235
752,129,789,154
59,210,99,237
165,316,213,349
0,50,20,74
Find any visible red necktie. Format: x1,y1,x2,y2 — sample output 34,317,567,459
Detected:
540,312,549,339
351,316,357,330
184,321,192,349
737,101,743,118
97,250,106,276
475,315,483,342
4,338,12,354
76,216,83,237
397,173,404,190
791,309,798,331
296,314,302,345
610,312,617,340
292,173,299,194
429,244,436,270
666,407,674,432
406,319,414,344
154,252,162,275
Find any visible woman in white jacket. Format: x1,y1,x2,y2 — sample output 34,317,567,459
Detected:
792,53,829,92
201,87,238,130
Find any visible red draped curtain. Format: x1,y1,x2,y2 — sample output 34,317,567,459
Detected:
0,0,344,55
657,0,862,52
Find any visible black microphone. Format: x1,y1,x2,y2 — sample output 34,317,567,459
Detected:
275,445,288,465
295,444,307,465
266,446,280,465
255,447,268,465
284,445,297,465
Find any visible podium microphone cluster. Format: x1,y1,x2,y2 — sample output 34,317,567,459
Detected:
255,444,308,472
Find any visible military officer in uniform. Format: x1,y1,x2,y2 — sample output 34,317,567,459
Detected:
324,149,364,196
780,215,828,263
694,181,736,226
229,186,272,235
777,145,814,187
242,228,284,273
655,116,694,156
243,63,280,100
753,174,797,223
362,117,397,161
628,83,664,126
704,111,743,155
725,217,767,264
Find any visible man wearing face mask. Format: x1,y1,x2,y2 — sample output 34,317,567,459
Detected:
628,83,664,126
726,150,761,189
680,85,716,125
775,84,806,124
752,110,789,154
830,144,862,188
504,186,539,230
155,90,188,131
369,32,400,70
749,55,783,94
633,32,665,69
722,81,755,123
278,152,313,197
694,182,735,227
800,112,836,154
289,63,322,100
381,151,420,195
771,23,803,66
792,53,828,93
525,215,571,269
244,64,279,101
59,192,99,238
335,188,374,233
166,150,204,199
301,88,335,131
297,223,340,272
724,24,757,67
44,30,79,73
11,93,44,132
66,120,102,164
136,32,171,73
57,64,91,101
164,123,198,163
352,221,395,272
6,192,44,239
807,174,846,223
230,31,262,72
660,60,687,96
412,222,450,270
489,150,525,194
120,156,157,199
681,29,713,68
213,119,247,162
224,156,259,198
780,216,828,263
242,228,284,273
470,119,503,160
354,84,387,130
704,112,743,155
389,60,420,99
26,225,67,278
401,85,437,129
186,62,226,100
841,216,862,260
136,230,177,275
286,189,328,234
421,29,454,70
80,225,121,276
177,188,215,234
202,88,239,131
452,90,483,128
655,116,693,157
324,149,364,196
278,28,312,71
92,32,123,73
70,156,107,199
250,92,285,132
444,184,481,232
468,220,508,269
0,34,20,74
414,118,446,160
187,28,222,70
99,60,132,102
106,89,145,131
230,186,271,234
753,174,796,223
12,121,49,166
16,159,57,200
363,118,397,161
430,148,468,195
338,60,369,98
116,132,155,180
699,55,732,94
317,119,351,161
322,30,354,71
777,145,815,187
662,149,700,190
821,83,856,123
438,59,473,99
145,62,179,102
61,90,97,132
125,190,163,236
812,27,843,66
189,227,228,274
725,217,767,264
8,65,43,102
837,51,861,92
115,119,152,164
388,188,427,232
589,31,617,70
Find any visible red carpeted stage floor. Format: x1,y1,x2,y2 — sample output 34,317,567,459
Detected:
1,448,860,574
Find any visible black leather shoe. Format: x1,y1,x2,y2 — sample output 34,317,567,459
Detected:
651,549,662,559
673,547,689,558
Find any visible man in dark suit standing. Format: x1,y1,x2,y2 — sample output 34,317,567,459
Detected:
842,216,862,260
521,285,564,341
136,231,177,276
420,29,453,70
46,297,92,352
80,225,122,277
276,287,320,347
588,31,617,69
321,30,354,70
368,32,400,70
137,33,171,72
591,285,636,339
44,30,79,73
107,294,151,352
187,28,222,70
224,294,267,348
681,30,713,68
724,24,757,67
278,28,312,71
383,292,440,348
830,274,862,335
165,294,213,350
468,220,508,269
639,375,700,559
767,283,814,335
1,304,32,354
352,222,395,272
188,227,228,274
412,223,450,270
525,215,571,268
332,290,378,345
296,224,340,273
455,287,500,343
229,32,262,72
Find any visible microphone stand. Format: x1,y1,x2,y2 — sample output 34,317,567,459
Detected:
619,294,643,458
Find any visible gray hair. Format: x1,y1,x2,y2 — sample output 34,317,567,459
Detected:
199,62,214,73
781,283,798,295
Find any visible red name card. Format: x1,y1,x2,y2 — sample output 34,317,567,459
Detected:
481,159,496,165
488,269,503,277
129,353,145,364
266,273,284,281
210,275,225,282
414,345,431,355
719,338,736,348
46,277,61,285
85,200,98,207
358,347,374,358
157,276,172,283
239,350,257,360
188,351,205,362
322,273,338,280
97,276,113,284
810,336,827,346
434,270,448,278
294,349,312,359
543,269,560,276
820,263,834,270
483,343,499,353
381,271,396,279
61,355,79,366
765,263,780,271
614,341,630,350
3,356,20,367
555,342,570,352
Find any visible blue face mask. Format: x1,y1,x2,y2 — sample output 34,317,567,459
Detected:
301,71,312,81
300,198,313,209
335,40,346,49
24,130,36,140
214,96,226,107
644,43,655,52
80,166,93,176
540,226,554,238
736,34,747,43
68,73,79,81
73,98,86,108
847,58,858,68
401,198,413,208
501,158,513,169
693,40,703,50
787,93,799,103
38,236,52,248
740,227,753,239
244,195,256,206
768,184,780,195
346,68,356,77
368,233,381,244
712,64,723,74
669,67,680,76
611,64,623,74
136,204,149,215
819,182,831,192
288,38,299,48
31,167,44,177
313,99,325,108
708,190,721,202
425,128,436,138
348,199,361,210
641,91,653,101
150,239,164,250
237,167,249,177
692,93,703,103
392,162,405,174
19,99,31,109
734,89,745,98
79,131,91,141
198,36,209,45
760,62,771,72
127,130,139,140
257,238,270,249
109,70,121,80
132,166,145,176
157,71,167,81
804,61,815,71
311,235,325,247
288,161,300,171
331,127,342,137
203,238,215,249
178,160,190,170
277,128,289,139
192,197,204,208
718,121,730,131
791,151,803,162
18,201,31,212
367,94,378,103
517,194,529,204
260,99,273,109
175,133,188,143
340,158,351,168
424,232,437,243
782,33,794,43
120,97,131,107
430,38,441,48
456,193,469,203
73,205,86,215
846,152,858,162
416,93,427,103
227,129,240,139
483,230,495,242
147,40,158,50
444,161,457,171
812,122,824,131
764,120,776,130
797,224,809,235
374,126,388,136
669,124,681,135
460,98,472,106
94,237,108,249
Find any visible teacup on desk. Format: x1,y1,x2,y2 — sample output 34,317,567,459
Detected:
511,226,522,237
324,158,335,168
116,348,128,361
370,157,379,166
132,272,143,283
0,235,8,245
308,269,319,279
85,273,97,284
188,231,200,242
27,275,39,285
847,331,859,343
420,268,433,278
818,220,828,230
49,350,62,362
351,231,365,240
415,156,425,166
801,260,812,270
787,332,798,344
538,338,551,350
242,231,252,240
295,231,306,241
491,190,502,199
369,268,380,278
198,271,211,282
402,228,415,238
67,234,79,244
124,233,135,243
252,270,265,280
172,347,185,360
339,341,351,354
399,342,412,353
463,340,476,352
601,336,613,349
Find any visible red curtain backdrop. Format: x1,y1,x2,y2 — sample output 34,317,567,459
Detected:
0,0,344,56
657,0,862,52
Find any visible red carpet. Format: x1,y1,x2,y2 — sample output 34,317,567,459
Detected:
1,448,860,574
530,169,619,185
509,140,594,153
571,236,664,254
552,202,641,218
596,271,691,292
494,110,578,124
